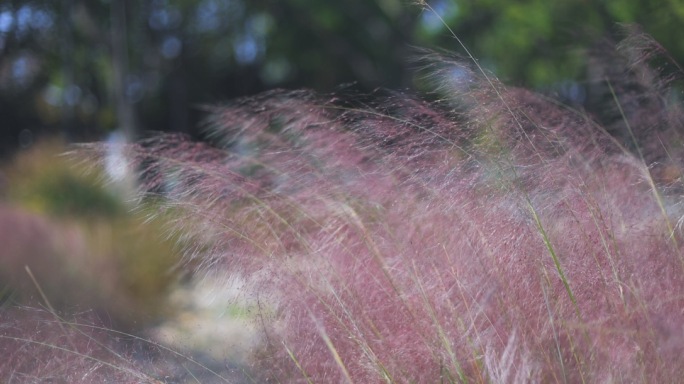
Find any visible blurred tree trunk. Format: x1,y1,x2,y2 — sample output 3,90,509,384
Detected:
61,0,75,139
110,0,137,140
168,65,189,133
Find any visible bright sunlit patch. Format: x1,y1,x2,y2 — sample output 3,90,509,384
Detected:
105,130,131,182
234,35,258,64
419,0,459,35
0,11,13,33
160,36,182,59
148,4,182,30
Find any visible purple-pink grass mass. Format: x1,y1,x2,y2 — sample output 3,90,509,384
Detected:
86,30,684,382
6,29,684,382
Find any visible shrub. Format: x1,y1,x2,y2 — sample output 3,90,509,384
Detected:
0,140,182,330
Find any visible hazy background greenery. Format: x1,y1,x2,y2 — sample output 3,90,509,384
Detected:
1,0,683,158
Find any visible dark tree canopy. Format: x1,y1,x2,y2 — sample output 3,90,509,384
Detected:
1,0,683,157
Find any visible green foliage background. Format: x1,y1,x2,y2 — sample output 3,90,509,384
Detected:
1,0,683,155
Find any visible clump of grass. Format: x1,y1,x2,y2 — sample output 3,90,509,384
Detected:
0,306,155,383
73,28,684,383
71,29,684,382
0,304,246,383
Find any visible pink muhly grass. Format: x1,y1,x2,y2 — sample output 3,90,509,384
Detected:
0,307,153,383
77,30,684,383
